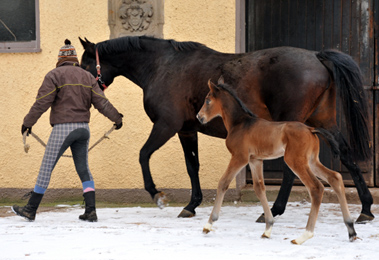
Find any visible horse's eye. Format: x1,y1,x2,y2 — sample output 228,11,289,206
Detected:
206,99,210,105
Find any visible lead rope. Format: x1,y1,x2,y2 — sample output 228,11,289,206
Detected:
23,125,116,158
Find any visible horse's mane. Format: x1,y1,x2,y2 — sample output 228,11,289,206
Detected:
96,36,206,55
217,83,257,118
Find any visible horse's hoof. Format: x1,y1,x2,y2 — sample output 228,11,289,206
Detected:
355,213,374,224
153,192,168,209
255,213,265,223
178,209,195,218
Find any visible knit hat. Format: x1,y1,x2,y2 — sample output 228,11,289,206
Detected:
58,39,77,60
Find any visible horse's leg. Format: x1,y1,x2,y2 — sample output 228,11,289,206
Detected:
332,129,374,223
249,159,275,238
177,132,201,218
203,155,247,234
311,161,357,242
139,122,178,208
285,156,324,245
256,160,295,222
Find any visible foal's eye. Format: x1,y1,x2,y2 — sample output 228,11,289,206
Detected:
205,99,211,105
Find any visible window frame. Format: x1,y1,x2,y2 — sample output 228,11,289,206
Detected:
0,0,40,53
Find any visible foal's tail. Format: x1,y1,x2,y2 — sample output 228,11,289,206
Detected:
312,128,340,158
316,50,372,161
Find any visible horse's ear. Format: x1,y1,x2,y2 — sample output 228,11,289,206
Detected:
79,37,95,55
218,75,225,85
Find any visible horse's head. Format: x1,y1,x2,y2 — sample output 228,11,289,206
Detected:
79,37,116,91
196,77,224,124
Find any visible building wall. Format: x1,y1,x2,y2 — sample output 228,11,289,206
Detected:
0,1,236,196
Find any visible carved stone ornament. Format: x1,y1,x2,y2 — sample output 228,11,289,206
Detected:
108,0,164,39
119,0,152,32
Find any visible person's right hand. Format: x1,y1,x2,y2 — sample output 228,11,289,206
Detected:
114,114,123,130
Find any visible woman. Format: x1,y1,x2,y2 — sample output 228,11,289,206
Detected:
12,39,123,222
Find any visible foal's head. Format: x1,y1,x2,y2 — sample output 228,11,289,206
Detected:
196,79,224,124
197,77,256,125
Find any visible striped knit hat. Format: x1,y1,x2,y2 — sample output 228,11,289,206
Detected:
58,39,77,60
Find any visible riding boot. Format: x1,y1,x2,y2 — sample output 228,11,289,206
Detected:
12,191,44,221
79,191,97,222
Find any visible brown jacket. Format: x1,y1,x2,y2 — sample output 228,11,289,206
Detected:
23,60,122,127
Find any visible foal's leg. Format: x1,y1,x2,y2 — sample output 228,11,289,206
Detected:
249,159,275,238
285,158,324,245
256,160,295,222
203,155,247,234
311,161,357,241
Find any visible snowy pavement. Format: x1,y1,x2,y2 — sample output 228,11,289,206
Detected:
0,202,378,260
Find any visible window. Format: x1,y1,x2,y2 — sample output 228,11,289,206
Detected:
0,0,40,53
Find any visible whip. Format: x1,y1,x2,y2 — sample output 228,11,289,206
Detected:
23,125,116,158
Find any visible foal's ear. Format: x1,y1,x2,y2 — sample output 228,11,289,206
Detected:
79,37,95,55
217,75,225,85
208,79,217,91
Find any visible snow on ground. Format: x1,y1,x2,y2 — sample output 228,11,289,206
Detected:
0,202,378,260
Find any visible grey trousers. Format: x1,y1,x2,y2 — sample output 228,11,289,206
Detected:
35,122,93,191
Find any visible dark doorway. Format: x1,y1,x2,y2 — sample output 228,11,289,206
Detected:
243,0,376,186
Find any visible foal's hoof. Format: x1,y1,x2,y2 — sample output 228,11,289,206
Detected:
355,213,374,224
256,213,266,223
349,235,358,242
178,209,196,218
203,223,212,234
203,228,211,234
154,192,168,209
291,239,299,245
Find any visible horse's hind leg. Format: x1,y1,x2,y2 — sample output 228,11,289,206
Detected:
333,130,374,223
177,132,202,218
203,155,247,234
249,159,274,238
312,161,357,241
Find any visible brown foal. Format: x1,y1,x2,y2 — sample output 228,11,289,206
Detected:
197,78,357,245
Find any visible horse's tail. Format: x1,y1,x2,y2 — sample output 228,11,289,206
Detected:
312,128,340,157
316,50,372,161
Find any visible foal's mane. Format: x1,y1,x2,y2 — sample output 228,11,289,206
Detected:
216,83,257,118
95,36,206,55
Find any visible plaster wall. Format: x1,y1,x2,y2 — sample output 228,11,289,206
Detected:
0,0,236,193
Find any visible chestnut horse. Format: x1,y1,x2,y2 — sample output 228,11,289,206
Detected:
198,79,357,245
79,36,373,221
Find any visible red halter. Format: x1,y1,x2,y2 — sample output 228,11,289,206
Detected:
95,48,108,90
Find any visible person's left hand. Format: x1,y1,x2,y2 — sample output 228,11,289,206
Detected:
21,124,32,136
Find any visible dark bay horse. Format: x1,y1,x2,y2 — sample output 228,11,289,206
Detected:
198,79,357,244
79,36,373,221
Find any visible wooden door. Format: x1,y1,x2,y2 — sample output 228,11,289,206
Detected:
244,0,375,186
